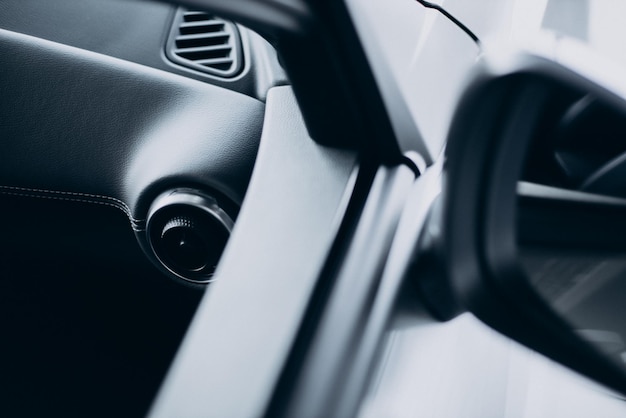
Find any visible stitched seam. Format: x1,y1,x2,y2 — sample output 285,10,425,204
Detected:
0,185,129,208
0,187,144,229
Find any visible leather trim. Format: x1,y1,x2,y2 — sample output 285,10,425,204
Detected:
0,185,143,230
0,28,265,227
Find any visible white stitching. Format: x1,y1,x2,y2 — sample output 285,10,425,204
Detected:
0,186,143,226
0,185,129,208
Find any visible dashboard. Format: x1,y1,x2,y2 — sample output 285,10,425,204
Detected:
0,0,280,414
0,0,287,99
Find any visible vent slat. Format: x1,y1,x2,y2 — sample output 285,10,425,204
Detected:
174,45,232,54
180,21,223,28
175,34,230,49
180,22,225,35
176,32,229,41
195,57,234,66
203,62,234,71
183,12,212,22
175,46,232,61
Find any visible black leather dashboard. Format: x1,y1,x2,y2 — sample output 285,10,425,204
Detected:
0,28,265,229
0,2,274,411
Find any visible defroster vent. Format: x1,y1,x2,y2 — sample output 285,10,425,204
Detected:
166,9,243,78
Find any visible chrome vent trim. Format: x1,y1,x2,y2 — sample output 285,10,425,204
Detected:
166,9,243,78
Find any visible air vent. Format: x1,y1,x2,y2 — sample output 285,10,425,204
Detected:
166,9,243,78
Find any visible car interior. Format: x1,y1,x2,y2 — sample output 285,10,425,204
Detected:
3,0,626,417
